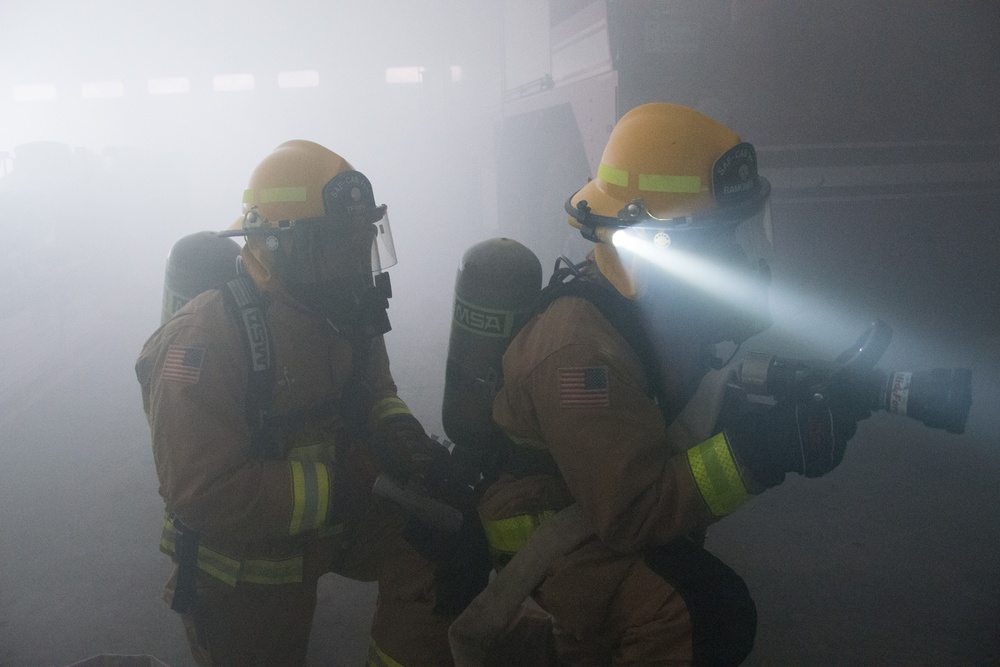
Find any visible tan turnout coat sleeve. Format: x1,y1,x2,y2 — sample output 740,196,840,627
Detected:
492,295,717,553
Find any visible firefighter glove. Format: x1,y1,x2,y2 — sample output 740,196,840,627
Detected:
368,413,449,484
329,444,379,522
725,396,870,492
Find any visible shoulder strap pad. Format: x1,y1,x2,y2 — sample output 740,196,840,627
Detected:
220,273,279,459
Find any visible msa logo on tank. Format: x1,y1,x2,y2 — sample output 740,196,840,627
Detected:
453,295,515,338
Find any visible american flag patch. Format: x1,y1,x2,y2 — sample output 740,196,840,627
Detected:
559,366,610,408
162,345,206,384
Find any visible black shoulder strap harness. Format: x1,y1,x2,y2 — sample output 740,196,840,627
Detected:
171,271,278,615
219,271,280,460
217,270,377,459
173,268,377,613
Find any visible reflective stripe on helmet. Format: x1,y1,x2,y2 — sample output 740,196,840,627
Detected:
598,162,703,194
480,510,556,555
639,173,702,194
289,460,330,535
598,162,630,187
686,432,750,517
242,186,308,205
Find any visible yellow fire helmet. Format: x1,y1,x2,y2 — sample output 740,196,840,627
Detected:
566,103,772,303
220,140,396,293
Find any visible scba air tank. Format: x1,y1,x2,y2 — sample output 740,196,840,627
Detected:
442,238,542,454
161,231,242,324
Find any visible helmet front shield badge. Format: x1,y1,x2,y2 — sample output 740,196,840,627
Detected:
321,169,397,272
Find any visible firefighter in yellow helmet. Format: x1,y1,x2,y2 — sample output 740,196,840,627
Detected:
476,104,871,664
137,140,456,665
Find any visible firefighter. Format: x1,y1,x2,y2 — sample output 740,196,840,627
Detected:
136,140,454,666
475,104,871,664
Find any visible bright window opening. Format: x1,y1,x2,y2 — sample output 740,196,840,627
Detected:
385,66,424,84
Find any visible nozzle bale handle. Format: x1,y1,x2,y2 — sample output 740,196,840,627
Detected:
739,319,893,402
738,319,973,434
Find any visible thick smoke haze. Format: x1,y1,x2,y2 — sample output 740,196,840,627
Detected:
2,1,998,665
1,0,505,437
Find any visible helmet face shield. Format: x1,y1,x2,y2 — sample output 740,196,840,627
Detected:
563,104,775,342
257,212,393,329
319,168,396,273
219,142,394,331
221,168,397,280
370,208,396,273
615,196,773,274
278,214,378,285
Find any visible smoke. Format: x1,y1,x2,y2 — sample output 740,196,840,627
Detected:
2,2,998,665
0,0,506,437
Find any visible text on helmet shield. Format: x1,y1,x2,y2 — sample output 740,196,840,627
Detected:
323,170,377,218
712,142,760,206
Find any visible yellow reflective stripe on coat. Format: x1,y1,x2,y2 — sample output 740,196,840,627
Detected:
367,638,405,667
480,510,556,555
686,432,750,517
242,556,304,585
369,395,412,428
289,460,330,535
160,517,303,586
160,517,241,585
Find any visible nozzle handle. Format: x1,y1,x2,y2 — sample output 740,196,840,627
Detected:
372,474,464,533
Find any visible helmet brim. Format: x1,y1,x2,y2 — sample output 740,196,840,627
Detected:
567,177,771,235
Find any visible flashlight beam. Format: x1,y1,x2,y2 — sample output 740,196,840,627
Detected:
611,230,874,352
611,230,764,306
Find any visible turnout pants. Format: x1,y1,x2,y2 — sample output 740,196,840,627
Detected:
174,496,454,667
533,537,756,666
